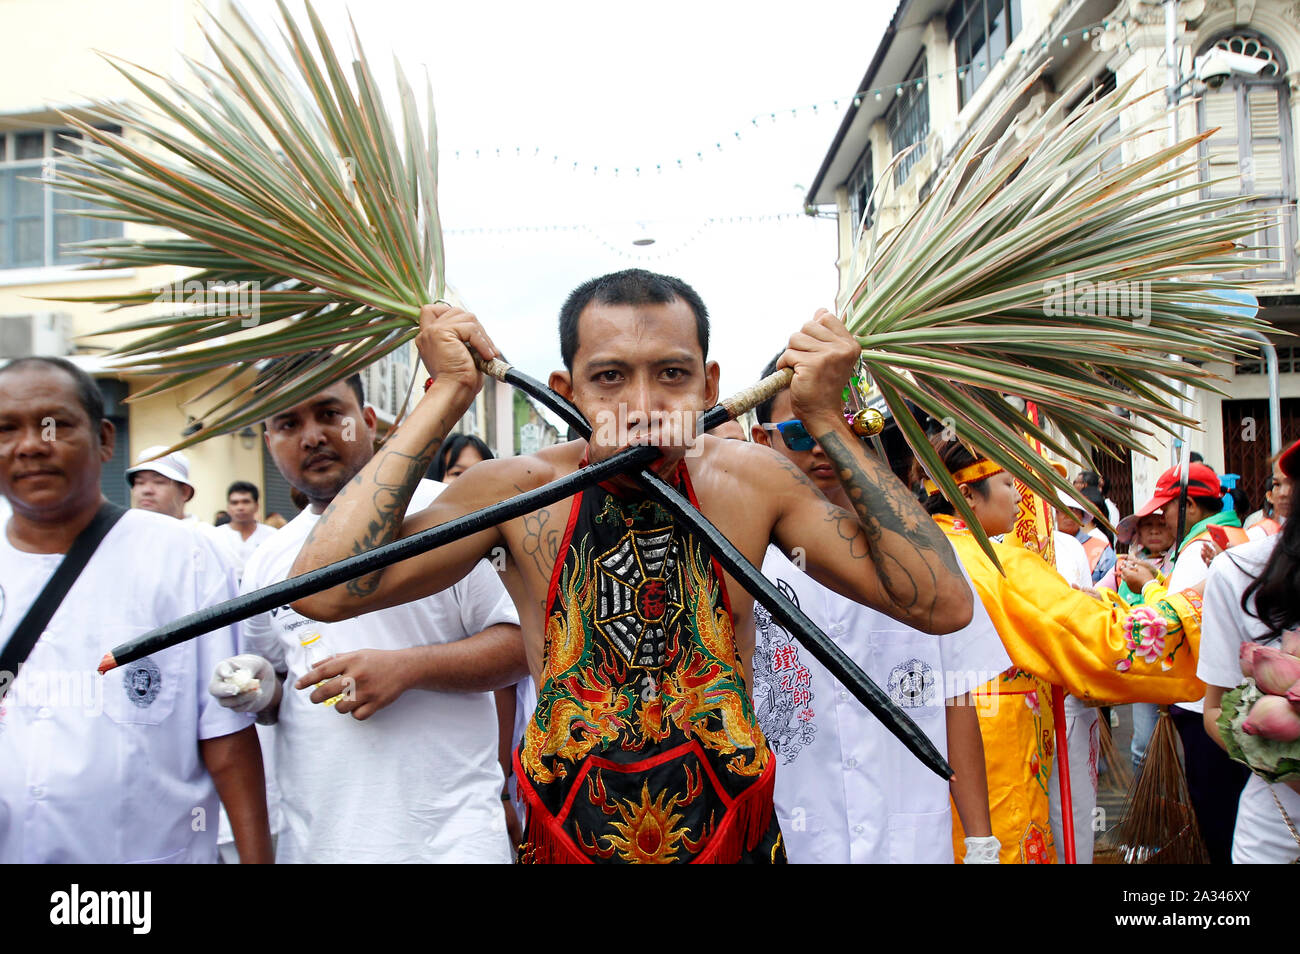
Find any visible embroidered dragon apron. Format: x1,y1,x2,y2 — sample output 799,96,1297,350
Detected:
515,461,783,863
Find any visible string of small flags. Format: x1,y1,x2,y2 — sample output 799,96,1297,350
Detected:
444,212,813,261
442,18,1134,178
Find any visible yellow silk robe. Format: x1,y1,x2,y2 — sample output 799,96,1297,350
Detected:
938,515,1205,864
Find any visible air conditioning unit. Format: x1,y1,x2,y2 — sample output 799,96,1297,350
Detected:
0,312,73,358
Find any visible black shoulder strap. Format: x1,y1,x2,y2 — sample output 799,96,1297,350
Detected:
0,502,127,687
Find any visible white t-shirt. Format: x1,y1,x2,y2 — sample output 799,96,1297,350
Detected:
211,522,277,575
240,479,520,863
173,514,285,849
1053,531,1092,590
751,545,1011,864
1196,535,1300,864
0,508,252,863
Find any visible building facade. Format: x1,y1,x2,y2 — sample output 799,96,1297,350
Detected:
807,0,1299,514
0,0,439,523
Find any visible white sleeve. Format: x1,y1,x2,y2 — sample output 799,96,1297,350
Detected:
1196,554,1252,690
191,539,256,740
237,552,287,673
448,558,521,639
938,552,1012,698
1166,547,1210,594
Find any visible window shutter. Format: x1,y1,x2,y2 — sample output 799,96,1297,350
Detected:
1202,86,1239,197
1246,86,1284,195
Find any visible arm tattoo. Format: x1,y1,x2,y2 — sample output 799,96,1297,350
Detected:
303,433,442,598
812,429,963,626
520,504,562,581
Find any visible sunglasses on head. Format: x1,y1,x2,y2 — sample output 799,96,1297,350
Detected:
762,419,816,452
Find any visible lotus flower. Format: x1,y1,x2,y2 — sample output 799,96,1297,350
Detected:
1252,646,1300,696
1282,629,1300,658
1287,679,1300,706
1240,642,1262,678
1242,695,1300,743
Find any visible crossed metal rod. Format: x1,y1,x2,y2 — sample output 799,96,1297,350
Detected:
102,361,953,781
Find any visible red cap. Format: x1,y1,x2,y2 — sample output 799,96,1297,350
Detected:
1133,462,1222,518
1280,438,1300,480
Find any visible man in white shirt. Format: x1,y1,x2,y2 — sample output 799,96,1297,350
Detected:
0,357,271,863
125,445,283,862
127,445,198,521
211,480,277,574
210,373,527,863
746,371,1009,863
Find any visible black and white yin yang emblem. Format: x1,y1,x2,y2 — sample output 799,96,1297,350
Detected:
594,527,685,670
887,658,935,709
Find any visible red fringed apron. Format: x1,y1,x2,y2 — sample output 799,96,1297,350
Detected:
515,460,783,863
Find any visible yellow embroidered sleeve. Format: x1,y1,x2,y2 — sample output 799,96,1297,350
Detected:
952,538,1205,706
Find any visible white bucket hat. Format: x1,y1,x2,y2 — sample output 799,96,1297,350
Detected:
126,445,194,493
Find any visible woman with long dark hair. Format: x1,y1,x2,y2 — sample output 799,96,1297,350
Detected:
913,433,1207,863
430,433,494,482
1200,438,1300,863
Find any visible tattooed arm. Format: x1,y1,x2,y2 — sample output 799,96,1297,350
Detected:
290,303,509,620
766,310,972,634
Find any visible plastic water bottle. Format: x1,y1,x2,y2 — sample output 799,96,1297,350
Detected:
298,632,344,706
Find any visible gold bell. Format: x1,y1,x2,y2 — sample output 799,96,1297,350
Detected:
850,407,885,437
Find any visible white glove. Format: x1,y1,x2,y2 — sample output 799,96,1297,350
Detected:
209,654,277,713
963,835,1001,864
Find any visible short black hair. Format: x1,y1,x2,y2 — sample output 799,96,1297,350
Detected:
0,356,105,431
227,480,259,503
558,269,709,370
755,353,784,424
1076,470,1101,488
431,433,494,481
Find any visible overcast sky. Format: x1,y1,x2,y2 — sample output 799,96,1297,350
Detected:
244,0,894,401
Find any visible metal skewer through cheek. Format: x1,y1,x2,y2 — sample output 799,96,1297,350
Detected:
483,357,953,781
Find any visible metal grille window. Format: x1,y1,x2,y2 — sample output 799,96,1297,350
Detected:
949,0,1021,110
887,54,929,187
848,148,874,233
1197,33,1295,282
0,126,124,270
1235,343,1299,375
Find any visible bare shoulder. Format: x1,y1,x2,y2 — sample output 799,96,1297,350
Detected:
426,440,585,505
691,433,819,494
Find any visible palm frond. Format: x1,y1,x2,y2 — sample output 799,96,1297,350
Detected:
46,0,439,449
842,67,1277,558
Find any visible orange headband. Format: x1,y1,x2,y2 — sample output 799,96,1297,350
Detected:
923,458,1004,496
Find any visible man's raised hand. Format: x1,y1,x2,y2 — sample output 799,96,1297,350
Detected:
778,309,861,429
416,302,502,403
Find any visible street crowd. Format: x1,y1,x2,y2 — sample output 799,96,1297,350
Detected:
1,268,1297,864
